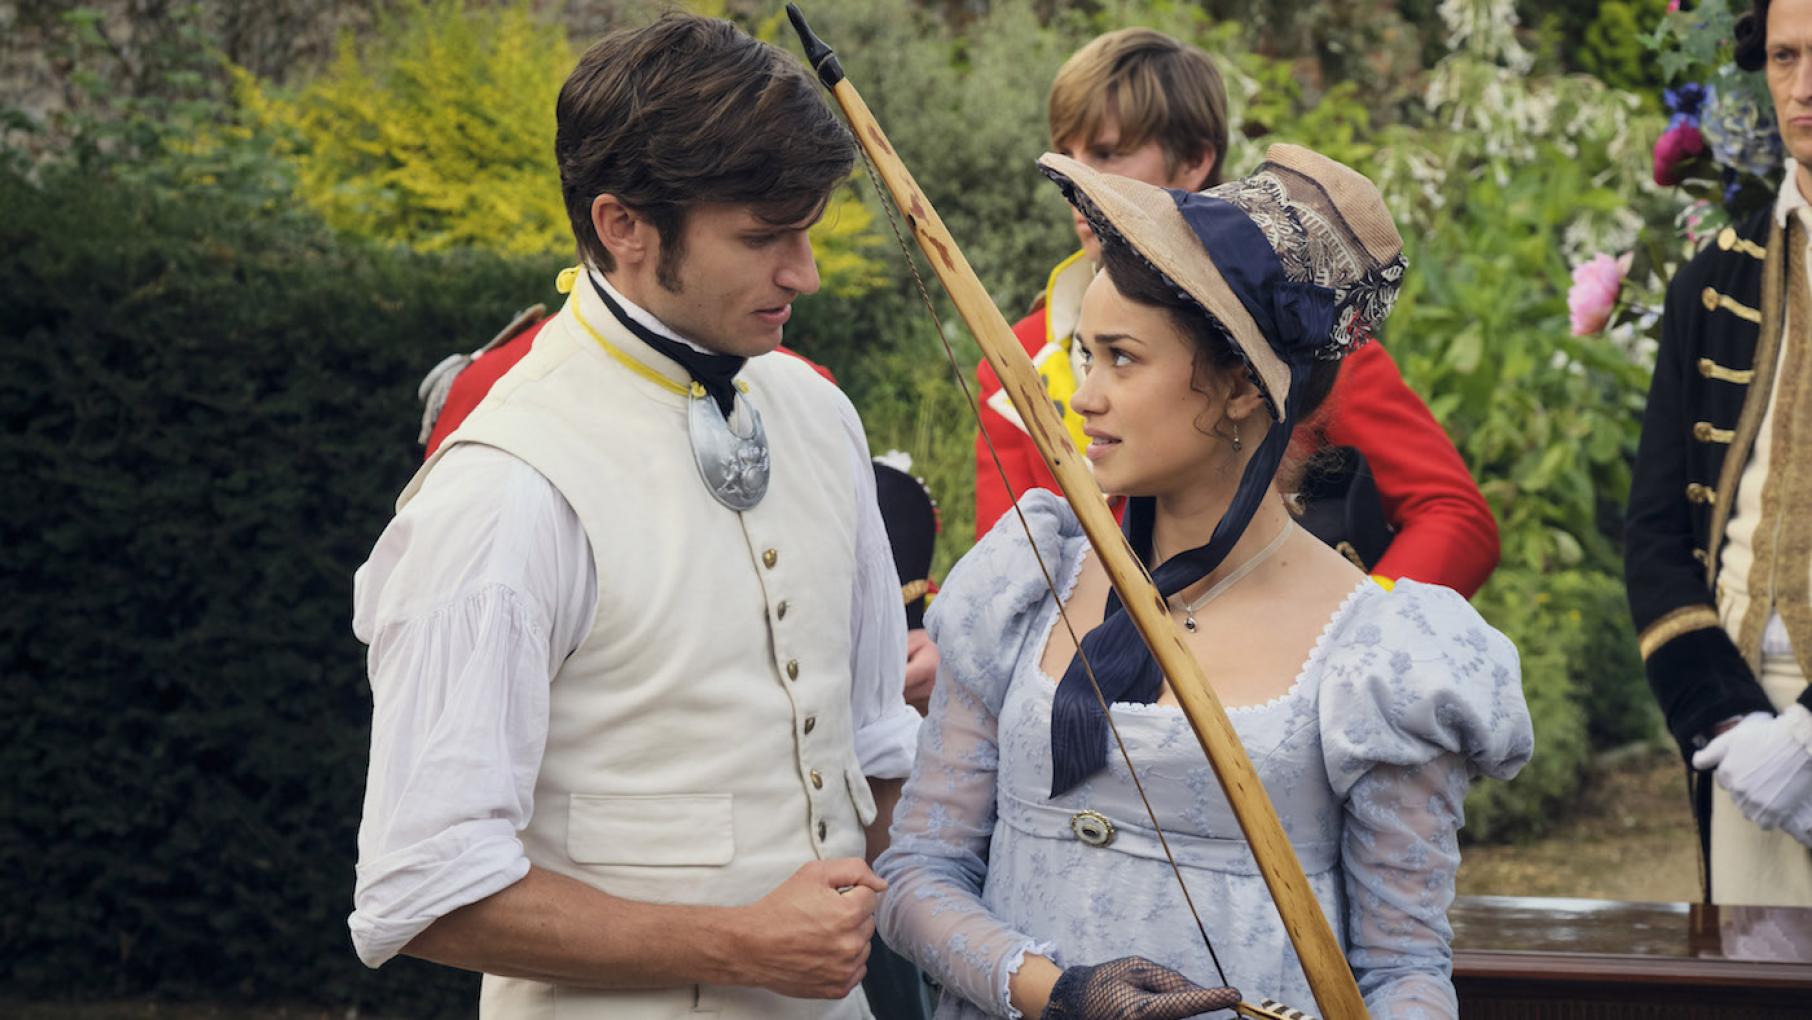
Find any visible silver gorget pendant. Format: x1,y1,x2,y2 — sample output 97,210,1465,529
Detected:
689,390,770,512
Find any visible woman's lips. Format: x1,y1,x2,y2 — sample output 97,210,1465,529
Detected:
1084,436,1119,461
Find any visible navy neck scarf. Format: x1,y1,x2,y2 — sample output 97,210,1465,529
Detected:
588,273,746,418
1048,190,1335,797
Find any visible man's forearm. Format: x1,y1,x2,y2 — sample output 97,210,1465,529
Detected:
402,865,747,988
865,776,904,863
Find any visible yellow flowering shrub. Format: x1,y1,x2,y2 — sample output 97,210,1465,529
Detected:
237,0,883,293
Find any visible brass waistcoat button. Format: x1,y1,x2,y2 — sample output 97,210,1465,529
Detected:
786,659,800,680
810,769,823,789
1070,809,1115,848
776,600,789,620
817,820,828,841
762,548,778,569
803,715,816,734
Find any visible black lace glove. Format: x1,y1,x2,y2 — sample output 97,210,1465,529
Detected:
1040,956,1241,1020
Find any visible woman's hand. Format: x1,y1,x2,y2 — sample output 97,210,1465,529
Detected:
1032,955,1239,1020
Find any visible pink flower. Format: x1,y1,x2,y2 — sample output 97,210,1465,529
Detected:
1569,253,1630,336
1668,0,1680,10
1653,122,1706,186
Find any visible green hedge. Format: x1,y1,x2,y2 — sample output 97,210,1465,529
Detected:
0,167,565,1013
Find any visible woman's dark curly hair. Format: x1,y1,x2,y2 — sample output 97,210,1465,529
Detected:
1735,0,1772,73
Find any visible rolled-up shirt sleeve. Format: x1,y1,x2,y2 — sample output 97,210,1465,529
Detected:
347,445,595,967
838,396,921,780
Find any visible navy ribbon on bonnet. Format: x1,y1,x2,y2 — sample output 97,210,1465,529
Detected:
1048,188,1336,797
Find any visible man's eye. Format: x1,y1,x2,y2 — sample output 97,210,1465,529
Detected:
745,234,777,248
1774,48,1796,64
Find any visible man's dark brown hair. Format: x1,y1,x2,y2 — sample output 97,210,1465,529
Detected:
555,13,856,286
1735,0,1772,72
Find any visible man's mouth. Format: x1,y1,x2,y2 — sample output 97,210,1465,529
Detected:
755,304,792,326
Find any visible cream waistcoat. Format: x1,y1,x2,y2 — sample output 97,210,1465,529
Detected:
399,281,875,1020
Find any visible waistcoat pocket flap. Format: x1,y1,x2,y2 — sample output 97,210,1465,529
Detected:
566,793,735,867
843,768,878,827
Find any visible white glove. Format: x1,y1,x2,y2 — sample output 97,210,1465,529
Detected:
1693,704,1812,845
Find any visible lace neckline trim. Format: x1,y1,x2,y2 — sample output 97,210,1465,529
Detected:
1032,536,1378,715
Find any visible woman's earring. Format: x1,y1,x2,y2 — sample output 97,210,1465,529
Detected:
1231,421,1242,452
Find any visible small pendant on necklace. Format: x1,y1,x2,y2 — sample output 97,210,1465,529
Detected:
1184,616,1198,633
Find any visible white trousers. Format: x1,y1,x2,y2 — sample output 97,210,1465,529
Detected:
1710,654,1812,906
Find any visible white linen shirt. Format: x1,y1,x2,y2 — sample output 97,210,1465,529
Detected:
347,283,920,968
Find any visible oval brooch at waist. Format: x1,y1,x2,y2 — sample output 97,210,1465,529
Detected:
1070,809,1116,848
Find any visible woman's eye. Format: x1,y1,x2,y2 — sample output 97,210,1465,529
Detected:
1110,350,1133,367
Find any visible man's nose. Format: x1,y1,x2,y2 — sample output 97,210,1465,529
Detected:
777,233,821,295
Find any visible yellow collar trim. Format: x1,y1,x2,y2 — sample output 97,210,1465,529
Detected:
570,300,694,398
557,266,749,401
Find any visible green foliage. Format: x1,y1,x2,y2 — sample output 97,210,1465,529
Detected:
1463,568,1656,839
234,0,886,293
0,163,563,1015
236,0,574,256
1576,0,1672,93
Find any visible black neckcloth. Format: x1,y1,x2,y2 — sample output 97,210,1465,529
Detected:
588,273,745,418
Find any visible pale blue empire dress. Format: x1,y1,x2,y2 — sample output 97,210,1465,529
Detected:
874,492,1533,1020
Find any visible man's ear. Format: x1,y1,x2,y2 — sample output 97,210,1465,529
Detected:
591,194,648,268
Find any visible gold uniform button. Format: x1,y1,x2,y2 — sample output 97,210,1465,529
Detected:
803,715,816,734
817,820,828,841
810,769,823,789
786,659,799,680
762,548,778,569
1693,422,1713,441
776,600,789,620
1718,226,1737,251
1702,286,1720,311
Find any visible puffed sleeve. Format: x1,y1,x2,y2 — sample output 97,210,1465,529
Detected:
1317,580,1533,1018
876,490,1079,1018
